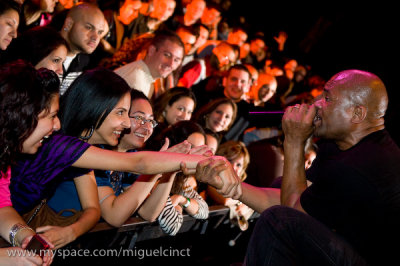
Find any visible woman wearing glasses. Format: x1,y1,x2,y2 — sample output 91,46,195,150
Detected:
90,89,196,228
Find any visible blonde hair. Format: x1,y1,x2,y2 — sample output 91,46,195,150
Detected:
216,141,249,181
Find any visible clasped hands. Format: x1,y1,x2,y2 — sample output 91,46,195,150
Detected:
282,103,316,144
181,156,242,200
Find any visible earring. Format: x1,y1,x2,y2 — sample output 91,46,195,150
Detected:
63,27,68,32
80,126,94,141
162,110,166,118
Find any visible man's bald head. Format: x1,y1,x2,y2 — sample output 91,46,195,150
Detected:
62,3,106,55
326,69,388,121
67,3,103,21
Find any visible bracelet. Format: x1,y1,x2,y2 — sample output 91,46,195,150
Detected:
182,197,191,208
9,223,35,247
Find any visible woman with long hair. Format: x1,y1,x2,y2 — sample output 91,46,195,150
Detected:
1,60,58,265
192,97,237,142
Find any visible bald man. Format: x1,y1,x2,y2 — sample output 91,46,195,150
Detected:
59,3,107,94
196,69,400,265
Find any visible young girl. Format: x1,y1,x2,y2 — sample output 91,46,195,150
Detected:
150,86,197,138
1,60,58,265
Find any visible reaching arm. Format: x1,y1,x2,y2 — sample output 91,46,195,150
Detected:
206,185,233,206
73,147,209,175
194,157,280,214
239,183,281,214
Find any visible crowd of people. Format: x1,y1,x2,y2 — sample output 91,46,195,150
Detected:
1,0,399,265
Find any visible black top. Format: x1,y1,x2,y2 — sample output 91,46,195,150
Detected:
301,129,400,265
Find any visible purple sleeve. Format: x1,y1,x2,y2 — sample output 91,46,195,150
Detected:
10,134,91,214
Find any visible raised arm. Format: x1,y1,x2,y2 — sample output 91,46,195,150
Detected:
73,147,209,175
281,104,316,211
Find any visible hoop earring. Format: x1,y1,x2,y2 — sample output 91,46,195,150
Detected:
80,126,94,141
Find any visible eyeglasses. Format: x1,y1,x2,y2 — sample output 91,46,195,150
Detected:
129,115,158,128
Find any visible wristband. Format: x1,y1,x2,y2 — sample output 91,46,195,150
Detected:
9,223,35,247
182,197,191,208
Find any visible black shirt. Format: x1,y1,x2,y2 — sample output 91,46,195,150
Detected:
301,129,400,265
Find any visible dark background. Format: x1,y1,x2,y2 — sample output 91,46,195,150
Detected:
227,3,399,144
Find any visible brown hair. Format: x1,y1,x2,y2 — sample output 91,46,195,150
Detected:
216,140,249,181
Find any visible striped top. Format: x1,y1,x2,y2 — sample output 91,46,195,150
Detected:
157,186,209,236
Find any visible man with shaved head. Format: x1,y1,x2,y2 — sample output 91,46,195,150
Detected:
59,3,107,94
195,69,400,265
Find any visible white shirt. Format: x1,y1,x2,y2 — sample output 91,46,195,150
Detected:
114,60,156,98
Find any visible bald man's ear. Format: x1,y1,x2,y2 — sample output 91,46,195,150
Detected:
62,17,74,33
352,105,367,123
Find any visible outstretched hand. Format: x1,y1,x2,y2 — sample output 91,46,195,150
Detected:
194,156,242,199
36,225,76,249
189,145,214,157
161,138,191,154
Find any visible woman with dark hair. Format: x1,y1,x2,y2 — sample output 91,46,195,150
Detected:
1,26,68,74
0,0,20,52
10,68,217,248
1,60,58,265
192,97,237,141
152,86,197,126
149,86,197,144
146,120,209,235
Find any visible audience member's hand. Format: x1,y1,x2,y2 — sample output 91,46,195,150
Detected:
195,157,242,199
0,247,43,266
170,194,183,214
162,138,191,154
170,194,185,207
21,234,54,266
273,31,288,50
236,203,252,217
189,145,213,157
36,225,76,249
282,103,316,144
